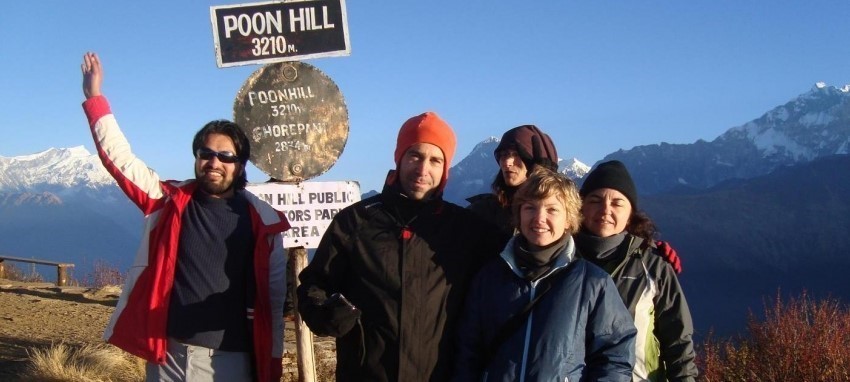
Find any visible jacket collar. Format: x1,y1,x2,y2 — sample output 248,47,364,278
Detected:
499,235,577,284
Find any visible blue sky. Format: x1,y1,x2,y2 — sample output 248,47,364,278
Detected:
3,1,850,193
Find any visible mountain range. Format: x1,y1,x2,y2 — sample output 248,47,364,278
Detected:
0,147,140,279
3,83,850,335
603,82,850,195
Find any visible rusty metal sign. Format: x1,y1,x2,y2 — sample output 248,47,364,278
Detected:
234,61,349,182
210,0,350,68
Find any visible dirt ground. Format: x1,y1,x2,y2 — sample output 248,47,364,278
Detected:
0,279,336,381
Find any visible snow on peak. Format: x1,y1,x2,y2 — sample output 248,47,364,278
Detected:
467,137,501,160
471,136,500,151
0,147,114,192
66,145,91,157
558,157,590,180
810,82,850,94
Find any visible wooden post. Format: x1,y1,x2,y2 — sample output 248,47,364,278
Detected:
0,259,6,279
291,247,316,382
56,265,73,287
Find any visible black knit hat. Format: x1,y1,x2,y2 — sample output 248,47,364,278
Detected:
579,160,638,208
493,125,558,171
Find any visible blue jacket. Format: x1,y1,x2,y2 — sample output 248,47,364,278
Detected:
454,236,636,382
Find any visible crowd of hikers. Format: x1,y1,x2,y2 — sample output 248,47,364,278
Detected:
82,51,696,381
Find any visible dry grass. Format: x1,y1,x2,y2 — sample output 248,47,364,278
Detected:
281,342,337,382
3,262,45,283
23,343,144,382
23,342,336,382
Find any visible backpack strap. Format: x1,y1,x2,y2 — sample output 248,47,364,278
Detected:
480,263,572,368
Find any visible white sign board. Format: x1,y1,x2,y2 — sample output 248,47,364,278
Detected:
247,181,360,248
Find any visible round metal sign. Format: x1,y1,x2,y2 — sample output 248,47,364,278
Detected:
234,62,349,181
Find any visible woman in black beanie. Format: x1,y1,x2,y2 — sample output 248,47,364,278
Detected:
576,160,699,381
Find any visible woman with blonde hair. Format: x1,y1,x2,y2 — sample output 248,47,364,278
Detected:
454,167,636,381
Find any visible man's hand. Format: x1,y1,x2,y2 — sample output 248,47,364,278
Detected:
315,292,361,338
656,240,683,274
81,52,102,99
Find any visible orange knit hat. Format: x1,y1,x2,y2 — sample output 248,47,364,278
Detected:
393,112,457,190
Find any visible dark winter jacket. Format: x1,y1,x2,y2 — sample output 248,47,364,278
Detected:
298,185,505,382
466,193,514,237
578,234,698,381
454,236,637,382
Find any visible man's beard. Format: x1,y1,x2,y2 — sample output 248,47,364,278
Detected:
196,169,235,196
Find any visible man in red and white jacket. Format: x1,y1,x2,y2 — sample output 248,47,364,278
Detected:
81,52,290,382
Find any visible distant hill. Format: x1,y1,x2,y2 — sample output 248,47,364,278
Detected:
601,83,850,195
642,154,850,335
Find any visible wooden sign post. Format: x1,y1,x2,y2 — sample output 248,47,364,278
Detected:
234,62,352,382
290,247,315,382
222,4,353,377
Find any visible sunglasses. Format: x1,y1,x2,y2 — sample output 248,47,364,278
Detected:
196,147,239,163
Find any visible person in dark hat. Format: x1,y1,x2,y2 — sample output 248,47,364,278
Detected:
576,160,698,381
297,112,505,382
467,126,684,274
467,125,559,237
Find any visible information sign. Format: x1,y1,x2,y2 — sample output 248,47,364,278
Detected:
234,61,349,181
246,181,360,248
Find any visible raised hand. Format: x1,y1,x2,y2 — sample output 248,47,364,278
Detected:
81,52,102,99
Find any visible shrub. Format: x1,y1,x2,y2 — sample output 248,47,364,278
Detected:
83,261,125,289
698,291,850,381
2,262,45,283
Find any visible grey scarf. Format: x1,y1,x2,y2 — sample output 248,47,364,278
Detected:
514,234,570,281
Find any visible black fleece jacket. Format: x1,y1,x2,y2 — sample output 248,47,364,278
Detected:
298,185,505,382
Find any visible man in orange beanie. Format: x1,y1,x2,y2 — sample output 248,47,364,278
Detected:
298,112,505,382
388,111,457,200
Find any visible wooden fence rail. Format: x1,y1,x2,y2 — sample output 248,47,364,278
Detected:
0,255,75,286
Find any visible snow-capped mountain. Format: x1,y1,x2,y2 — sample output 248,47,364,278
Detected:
600,83,850,194
441,137,589,205
560,157,591,181
1,148,139,279
0,146,114,195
